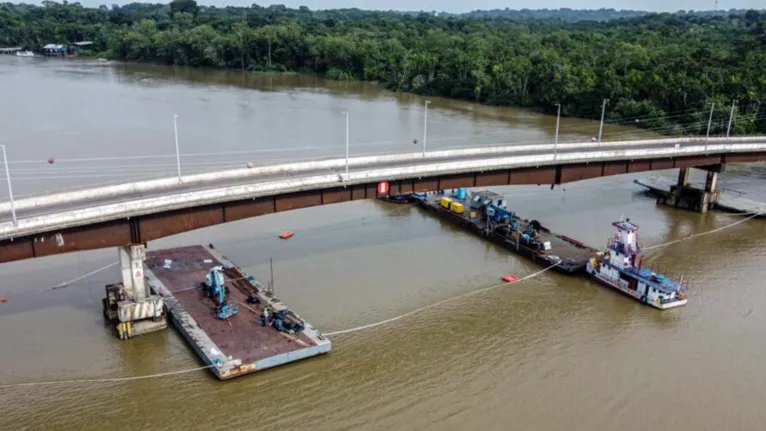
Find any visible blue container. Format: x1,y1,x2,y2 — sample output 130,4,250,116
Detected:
456,188,467,200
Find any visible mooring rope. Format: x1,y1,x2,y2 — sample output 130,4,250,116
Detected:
0,365,216,388
642,212,762,251
324,262,560,336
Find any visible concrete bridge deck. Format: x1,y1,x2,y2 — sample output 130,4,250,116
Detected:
1,136,765,263
0,138,715,223
3,136,764,224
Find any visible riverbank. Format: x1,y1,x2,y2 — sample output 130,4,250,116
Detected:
3,3,764,136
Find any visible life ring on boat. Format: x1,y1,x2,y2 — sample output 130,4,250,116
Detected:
640,295,648,304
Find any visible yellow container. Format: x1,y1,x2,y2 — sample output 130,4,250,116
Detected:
470,211,477,218
451,202,465,214
440,197,453,209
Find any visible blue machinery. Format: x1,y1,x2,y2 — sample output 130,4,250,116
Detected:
205,266,239,320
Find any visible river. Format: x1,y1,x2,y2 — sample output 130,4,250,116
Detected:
0,56,765,431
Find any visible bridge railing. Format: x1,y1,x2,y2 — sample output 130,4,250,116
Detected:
0,135,765,215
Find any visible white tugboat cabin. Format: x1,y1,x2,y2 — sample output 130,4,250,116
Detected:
586,219,688,309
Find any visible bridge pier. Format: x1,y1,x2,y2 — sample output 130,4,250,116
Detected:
102,244,167,339
659,165,723,213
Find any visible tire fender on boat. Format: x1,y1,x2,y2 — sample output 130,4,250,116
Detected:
640,295,648,304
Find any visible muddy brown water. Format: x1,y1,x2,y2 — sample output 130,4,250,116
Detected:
1,57,765,431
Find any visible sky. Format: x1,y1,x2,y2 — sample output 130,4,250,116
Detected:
61,0,765,14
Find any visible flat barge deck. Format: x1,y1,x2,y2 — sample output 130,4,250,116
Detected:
413,192,597,274
144,245,331,380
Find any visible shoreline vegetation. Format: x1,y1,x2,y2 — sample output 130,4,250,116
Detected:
1,2,765,135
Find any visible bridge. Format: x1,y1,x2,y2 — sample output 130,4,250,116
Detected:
1,135,765,265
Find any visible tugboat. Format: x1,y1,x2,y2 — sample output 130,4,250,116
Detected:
587,218,688,309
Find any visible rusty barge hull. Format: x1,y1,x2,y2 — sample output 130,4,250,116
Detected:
144,245,331,380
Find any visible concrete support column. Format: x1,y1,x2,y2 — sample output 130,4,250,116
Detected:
677,167,690,188
705,171,719,193
119,244,146,301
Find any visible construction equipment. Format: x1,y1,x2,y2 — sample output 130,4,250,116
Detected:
520,220,543,249
486,204,515,225
204,266,238,320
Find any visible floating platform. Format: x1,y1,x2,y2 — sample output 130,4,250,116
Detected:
634,176,766,216
414,192,597,273
144,245,331,380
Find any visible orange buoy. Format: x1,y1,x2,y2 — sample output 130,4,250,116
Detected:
501,274,519,283
279,231,294,239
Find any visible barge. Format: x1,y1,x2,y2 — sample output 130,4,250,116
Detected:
587,219,688,309
144,245,331,380
411,190,597,274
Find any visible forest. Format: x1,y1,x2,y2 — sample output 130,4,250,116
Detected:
1,1,765,134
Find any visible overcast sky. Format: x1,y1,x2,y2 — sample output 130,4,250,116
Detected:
66,1,764,13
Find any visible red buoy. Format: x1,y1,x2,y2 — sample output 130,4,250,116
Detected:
0,296,7,303
502,274,519,283
279,231,294,239
48,157,55,164
377,181,389,195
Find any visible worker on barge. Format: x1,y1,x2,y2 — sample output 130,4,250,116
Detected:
261,307,270,326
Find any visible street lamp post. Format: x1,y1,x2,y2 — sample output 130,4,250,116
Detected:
598,98,609,145
0,145,16,227
554,103,561,159
173,114,181,182
423,100,430,157
344,111,350,177
726,100,737,138
705,103,714,152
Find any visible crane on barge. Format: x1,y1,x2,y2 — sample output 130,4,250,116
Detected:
204,266,239,320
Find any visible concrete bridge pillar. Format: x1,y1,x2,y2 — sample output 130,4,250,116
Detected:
660,165,723,214
119,244,147,301
705,170,719,194
677,167,690,188
103,244,167,339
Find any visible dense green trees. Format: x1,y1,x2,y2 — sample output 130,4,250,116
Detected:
1,1,765,134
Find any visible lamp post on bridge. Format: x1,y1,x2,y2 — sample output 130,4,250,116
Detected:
705,103,715,152
344,111,350,177
726,100,737,138
598,98,609,145
422,100,430,157
554,103,561,159
173,114,181,183
0,144,16,227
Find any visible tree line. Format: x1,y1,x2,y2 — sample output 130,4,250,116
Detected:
1,1,765,134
